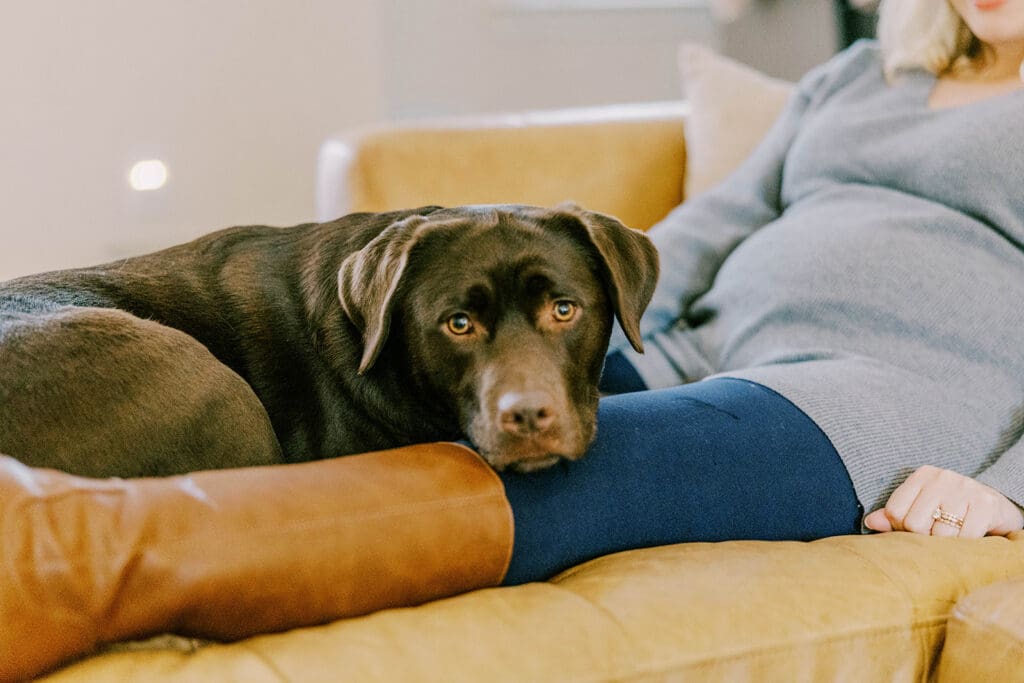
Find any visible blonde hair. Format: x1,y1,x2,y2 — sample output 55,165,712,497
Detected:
876,0,981,80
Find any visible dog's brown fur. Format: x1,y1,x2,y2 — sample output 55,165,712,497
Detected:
0,204,658,477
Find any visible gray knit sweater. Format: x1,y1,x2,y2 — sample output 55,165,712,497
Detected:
611,41,1024,514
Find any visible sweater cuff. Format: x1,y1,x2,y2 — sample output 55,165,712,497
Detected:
976,441,1024,510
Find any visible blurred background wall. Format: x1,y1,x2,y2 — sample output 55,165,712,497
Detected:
0,0,869,280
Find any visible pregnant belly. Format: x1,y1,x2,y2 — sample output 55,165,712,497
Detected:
692,190,1024,376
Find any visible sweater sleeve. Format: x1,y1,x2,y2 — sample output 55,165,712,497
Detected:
610,43,871,351
976,437,1024,510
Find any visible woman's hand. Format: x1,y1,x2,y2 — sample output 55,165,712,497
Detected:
863,465,1024,538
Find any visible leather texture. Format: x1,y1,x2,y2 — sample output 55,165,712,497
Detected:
316,101,689,232
938,576,1024,682
43,532,1024,682
0,444,512,681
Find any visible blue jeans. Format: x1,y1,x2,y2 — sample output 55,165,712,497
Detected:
498,376,862,585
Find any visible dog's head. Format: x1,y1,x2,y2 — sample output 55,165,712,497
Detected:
337,204,658,471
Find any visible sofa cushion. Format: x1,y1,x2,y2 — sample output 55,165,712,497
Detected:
44,532,1024,682
938,574,1024,682
677,42,793,199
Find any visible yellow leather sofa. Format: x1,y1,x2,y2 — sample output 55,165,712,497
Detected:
42,44,1024,680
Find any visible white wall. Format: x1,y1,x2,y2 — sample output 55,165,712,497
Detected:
0,1,382,279
0,0,835,281
376,1,716,119
720,0,838,80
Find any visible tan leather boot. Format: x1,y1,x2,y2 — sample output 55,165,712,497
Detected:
0,443,513,681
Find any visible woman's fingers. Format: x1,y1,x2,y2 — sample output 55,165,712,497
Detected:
872,467,927,532
862,508,892,532
864,466,1023,538
987,495,1024,536
902,491,944,535
959,503,990,539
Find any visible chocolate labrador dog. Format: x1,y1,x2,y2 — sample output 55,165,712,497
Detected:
0,204,658,477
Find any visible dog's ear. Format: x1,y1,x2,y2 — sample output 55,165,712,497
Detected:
556,203,659,353
337,214,438,374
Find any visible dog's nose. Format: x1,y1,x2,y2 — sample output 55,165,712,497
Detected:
498,391,557,434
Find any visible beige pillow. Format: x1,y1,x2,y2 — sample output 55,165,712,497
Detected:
678,42,795,198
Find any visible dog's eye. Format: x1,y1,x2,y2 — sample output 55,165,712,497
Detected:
446,313,474,335
552,300,577,323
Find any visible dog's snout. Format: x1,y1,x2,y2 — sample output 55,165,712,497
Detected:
498,391,557,434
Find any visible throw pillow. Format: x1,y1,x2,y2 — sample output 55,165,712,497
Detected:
677,42,794,198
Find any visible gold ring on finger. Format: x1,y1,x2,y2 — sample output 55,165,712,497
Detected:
932,506,965,530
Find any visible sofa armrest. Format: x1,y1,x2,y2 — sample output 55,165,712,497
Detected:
316,101,689,231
